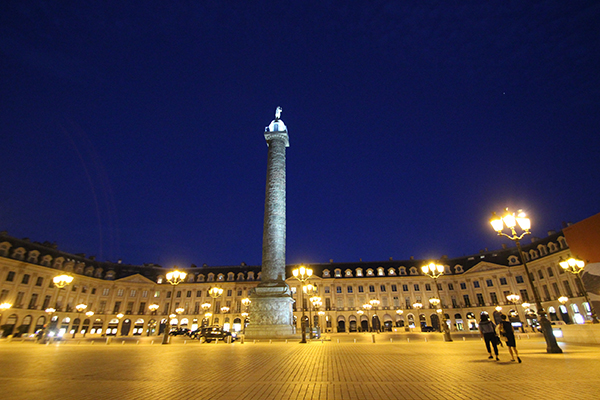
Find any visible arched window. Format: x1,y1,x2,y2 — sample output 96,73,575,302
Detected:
409,267,418,275
217,274,225,281
388,268,396,276
399,267,406,275
345,269,353,277
197,274,206,282
334,269,342,277
538,245,547,256
356,268,363,277
227,272,234,281
322,269,330,278
27,250,40,264
0,242,11,257
377,267,385,276
454,265,463,273
208,273,215,282
366,269,374,276
12,247,26,261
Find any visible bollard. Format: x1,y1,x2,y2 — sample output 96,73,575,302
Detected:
354,339,356,343
371,334,376,343
462,337,465,341
215,339,219,344
106,337,112,345
91,341,94,345
184,340,187,345
390,338,393,343
136,340,140,345
253,340,256,344
121,341,125,345
151,340,154,345
337,338,340,343
270,339,272,344
527,334,530,339
46,342,50,346
285,339,288,343
424,337,427,342
407,338,410,342
241,336,244,344
77,341,81,345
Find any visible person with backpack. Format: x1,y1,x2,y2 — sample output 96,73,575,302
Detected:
497,314,521,363
478,312,499,360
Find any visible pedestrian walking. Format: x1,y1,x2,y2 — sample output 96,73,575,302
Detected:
498,314,521,363
478,312,499,360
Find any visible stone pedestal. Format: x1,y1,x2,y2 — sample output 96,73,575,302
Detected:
244,284,296,338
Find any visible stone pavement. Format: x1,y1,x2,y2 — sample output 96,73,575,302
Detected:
0,334,598,400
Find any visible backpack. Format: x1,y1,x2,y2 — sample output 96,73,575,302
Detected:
480,321,495,334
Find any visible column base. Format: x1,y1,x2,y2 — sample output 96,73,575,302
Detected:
244,283,296,339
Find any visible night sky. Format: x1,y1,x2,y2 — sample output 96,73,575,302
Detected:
1,1,599,268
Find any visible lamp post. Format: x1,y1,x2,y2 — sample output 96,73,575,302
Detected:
304,284,317,338
201,303,211,327
421,262,453,341
162,269,187,345
83,311,94,337
73,304,87,338
42,274,73,342
490,209,562,353
310,296,321,337
241,298,251,332
559,257,599,323
362,303,373,332
208,287,223,327
412,302,423,330
369,299,380,332
292,266,313,343
0,303,12,336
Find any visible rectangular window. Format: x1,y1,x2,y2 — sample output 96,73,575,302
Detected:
552,282,560,297
476,293,485,306
499,277,507,285
369,285,375,292
473,281,480,288
237,290,242,296
543,285,551,300
463,294,471,307
515,276,524,284
194,302,200,314
176,291,181,298
405,298,411,309
391,284,397,292
547,267,554,277
28,293,38,309
196,290,202,297
452,297,458,308
563,281,573,297
460,282,466,290
82,286,87,294
138,302,146,314
325,286,331,294
92,288,97,295
425,284,431,291
325,298,331,310
402,285,409,292
21,274,30,284
437,283,443,291
35,277,44,286
42,295,51,309
519,289,529,302
126,302,134,314
347,286,353,293
187,290,192,298
393,296,399,307
490,292,498,305
538,270,544,279
102,288,110,296
448,283,454,291
166,291,172,298
129,290,136,297
154,291,160,297
485,279,493,287
142,290,148,298
117,289,124,297
336,286,342,293
414,284,420,291
227,290,232,297
98,300,107,313
113,301,121,313
380,285,386,292
6,271,15,282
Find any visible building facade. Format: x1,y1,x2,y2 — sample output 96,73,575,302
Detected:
0,230,593,339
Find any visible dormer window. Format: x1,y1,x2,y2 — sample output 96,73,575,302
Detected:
198,274,206,282
237,273,245,281
399,267,407,275
454,265,464,273
208,273,215,282
247,271,255,280
356,268,363,277
322,269,331,278
529,250,538,259
217,273,225,281
508,255,520,265
388,268,396,276
227,272,234,281
366,269,374,276
345,269,353,277
409,267,418,275
538,245,548,256
548,242,557,253
334,269,342,278
377,267,385,276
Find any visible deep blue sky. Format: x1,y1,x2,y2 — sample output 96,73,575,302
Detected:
1,1,599,268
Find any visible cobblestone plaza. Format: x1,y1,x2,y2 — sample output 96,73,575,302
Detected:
0,334,598,400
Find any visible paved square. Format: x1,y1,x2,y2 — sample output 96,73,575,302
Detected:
0,334,598,399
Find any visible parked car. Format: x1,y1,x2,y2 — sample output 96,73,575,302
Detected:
198,326,237,343
169,327,191,337
421,326,435,332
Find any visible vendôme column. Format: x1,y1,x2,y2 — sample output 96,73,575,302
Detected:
244,107,295,338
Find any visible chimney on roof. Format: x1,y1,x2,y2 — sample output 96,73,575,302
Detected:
118,259,122,264
410,256,414,260
389,257,393,261
359,258,362,262
548,230,556,236
502,244,507,249
329,259,333,263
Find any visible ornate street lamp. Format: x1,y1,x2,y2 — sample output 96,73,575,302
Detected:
310,295,321,337
421,262,452,341
162,268,187,345
490,209,562,353
558,296,568,305
42,274,73,342
303,284,317,338
241,298,251,332
76,303,87,313
149,304,159,315
559,257,599,323
201,302,211,327
292,266,313,343
369,299,380,332
0,303,12,330
208,287,224,327
412,302,423,330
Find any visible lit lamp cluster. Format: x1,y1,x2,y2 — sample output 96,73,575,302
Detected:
292,266,313,343
490,208,562,353
559,257,599,323
421,262,452,341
